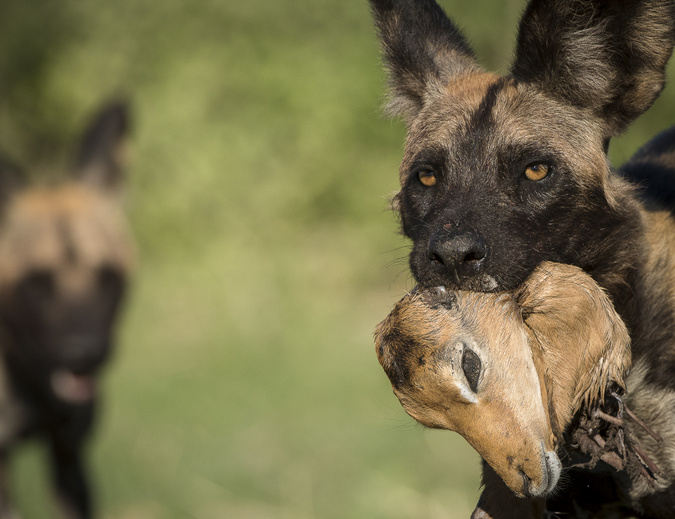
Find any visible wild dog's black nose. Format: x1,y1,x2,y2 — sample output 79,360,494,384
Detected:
427,229,488,281
60,334,110,374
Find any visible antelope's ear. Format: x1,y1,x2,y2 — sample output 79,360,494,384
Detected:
369,0,480,123
75,100,130,190
511,0,675,138
517,263,631,433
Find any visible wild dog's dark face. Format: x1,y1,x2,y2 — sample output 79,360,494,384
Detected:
399,75,616,291
371,0,675,291
0,103,134,404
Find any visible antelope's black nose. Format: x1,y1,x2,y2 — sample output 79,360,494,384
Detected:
427,229,488,280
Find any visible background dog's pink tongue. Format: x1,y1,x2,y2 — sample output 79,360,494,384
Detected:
51,370,96,403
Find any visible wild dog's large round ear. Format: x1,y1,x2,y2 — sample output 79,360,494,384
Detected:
74,99,130,190
511,0,675,138
369,0,481,124
516,262,632,436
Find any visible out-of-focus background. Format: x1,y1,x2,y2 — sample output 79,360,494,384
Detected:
1,1,673,518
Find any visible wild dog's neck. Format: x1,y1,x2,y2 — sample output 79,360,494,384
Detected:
576,183,645,323
620,208,675,388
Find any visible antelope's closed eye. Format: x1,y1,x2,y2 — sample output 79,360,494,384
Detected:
461,348,481,393
524,163,550,181
417,170,437,187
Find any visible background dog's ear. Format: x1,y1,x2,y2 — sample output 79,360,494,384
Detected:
75,100,130,190
517,263,631,435
369,0,480,123
511,0,675,138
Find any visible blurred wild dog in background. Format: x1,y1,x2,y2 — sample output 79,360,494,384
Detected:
370,0,675,516
0,102,134,518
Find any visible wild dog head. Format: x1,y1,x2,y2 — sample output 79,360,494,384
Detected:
0,102,134,405
375,262,631,498
370,0,675,292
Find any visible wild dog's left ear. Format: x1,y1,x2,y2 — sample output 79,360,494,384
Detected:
75,100,130,189
511,0,675,137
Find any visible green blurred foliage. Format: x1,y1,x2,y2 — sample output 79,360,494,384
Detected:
0,1,672,518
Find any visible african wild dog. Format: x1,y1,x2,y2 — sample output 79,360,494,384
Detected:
0,102,134,518
370,0,675,516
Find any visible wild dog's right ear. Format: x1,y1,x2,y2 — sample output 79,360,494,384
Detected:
369,0,480,123
75,100,130,189
511,0,675,138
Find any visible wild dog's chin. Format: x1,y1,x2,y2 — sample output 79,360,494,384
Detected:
414,268,500,292
51,370,97,404
466,275,499,292
409,249,506,292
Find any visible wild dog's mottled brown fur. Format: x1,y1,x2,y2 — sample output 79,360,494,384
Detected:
375,262,631,501
0,102,134,519
370,0,675,517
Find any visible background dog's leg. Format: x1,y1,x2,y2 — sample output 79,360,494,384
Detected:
47,406,94,519
0,451,21,519
472,461,545,519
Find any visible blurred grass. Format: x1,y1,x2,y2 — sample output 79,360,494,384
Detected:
0,1,673,518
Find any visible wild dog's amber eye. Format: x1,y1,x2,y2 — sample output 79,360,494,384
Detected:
524,163,550,181
418,170,437,187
